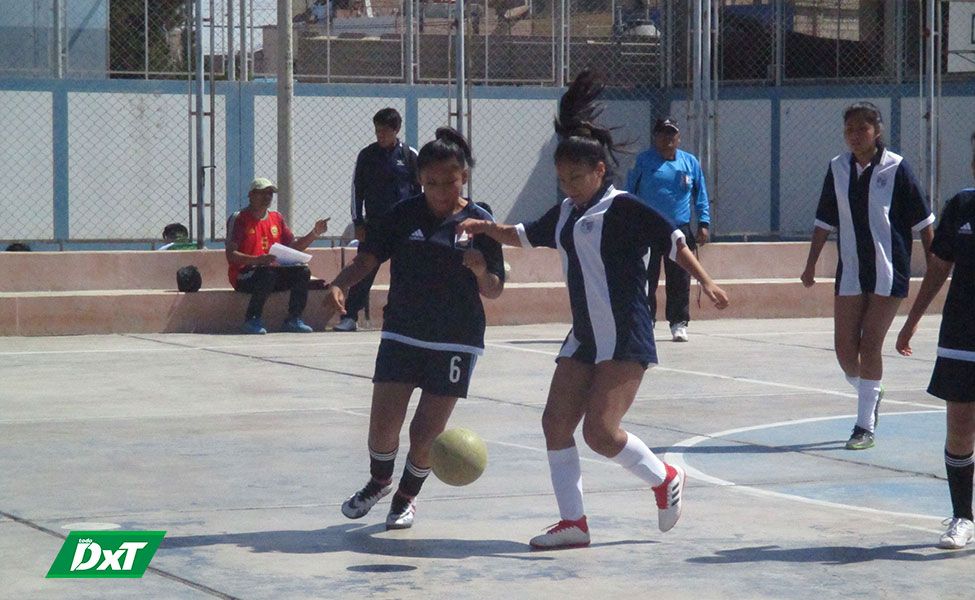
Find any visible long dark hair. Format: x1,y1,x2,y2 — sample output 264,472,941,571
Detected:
843,101,884,148
417,126,475,172
554,70,623,180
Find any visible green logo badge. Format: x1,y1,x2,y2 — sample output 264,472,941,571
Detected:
46,531,166,578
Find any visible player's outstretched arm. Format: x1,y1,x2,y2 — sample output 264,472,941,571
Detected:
896,253,952,356
456,219,523,247
675,245,729,309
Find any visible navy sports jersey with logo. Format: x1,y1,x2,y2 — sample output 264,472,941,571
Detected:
360,195,505,353
814,148,934,298
515,185,684,366
931,189,975,364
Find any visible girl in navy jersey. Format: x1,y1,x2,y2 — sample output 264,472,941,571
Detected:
896,133,975,549
801,102,934,451
326,127,505,530
457,71,729,549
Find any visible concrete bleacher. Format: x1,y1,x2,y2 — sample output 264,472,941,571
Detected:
0,242,945,336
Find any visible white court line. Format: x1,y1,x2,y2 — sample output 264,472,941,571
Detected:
665,410,947,523
0,398,502,426
705,327,939,338
487,342,943,409
0,339,383,357
487,439,612,466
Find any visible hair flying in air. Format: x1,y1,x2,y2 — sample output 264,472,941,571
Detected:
553,70,623,175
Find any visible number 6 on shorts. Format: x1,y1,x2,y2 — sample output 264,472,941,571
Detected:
449,355,462,383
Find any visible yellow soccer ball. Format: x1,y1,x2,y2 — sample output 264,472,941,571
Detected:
430,428,488,486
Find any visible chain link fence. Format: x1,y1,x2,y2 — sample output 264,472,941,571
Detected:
2,0,975,247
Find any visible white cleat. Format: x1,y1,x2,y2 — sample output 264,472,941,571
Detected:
385,497,416,530
654,464,686,532
671,322,688,342
939,517,975,550
529,517,590,550
341,480,391,519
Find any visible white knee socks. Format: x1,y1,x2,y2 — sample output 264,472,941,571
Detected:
611,432,668,487
547,446,585,521
856,378,882,432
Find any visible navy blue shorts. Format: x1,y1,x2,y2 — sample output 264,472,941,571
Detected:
373,339,479,398
928,356,975,403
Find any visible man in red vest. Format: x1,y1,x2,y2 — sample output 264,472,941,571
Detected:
226,178,329,334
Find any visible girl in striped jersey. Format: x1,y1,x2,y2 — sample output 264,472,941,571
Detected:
896,132,975,549
458,71,729,549
802,102,934,451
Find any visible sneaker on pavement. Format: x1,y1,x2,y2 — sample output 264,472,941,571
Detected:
241,317,267,335
333,317,357,332
654,464,686,532
845,425,875,450
385,494,416,530
283,316,313,333
529,516,590,550
671,322,689,342
939,517,975,549
341,479,391,519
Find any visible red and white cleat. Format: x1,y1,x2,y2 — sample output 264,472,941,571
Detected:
653,464,686,532
529,516,591,550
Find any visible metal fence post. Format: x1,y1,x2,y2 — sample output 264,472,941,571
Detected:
228,0,236,81
455,0,466,137
195,0,207,248
277,0,295,223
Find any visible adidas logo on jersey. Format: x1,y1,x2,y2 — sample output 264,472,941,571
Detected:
959,222,972,235
409,229,425,241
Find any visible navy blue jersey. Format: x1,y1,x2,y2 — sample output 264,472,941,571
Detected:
360,196,505,353
516,185,684,364
931,189,975,361
351,141,421,225
814,148,934,297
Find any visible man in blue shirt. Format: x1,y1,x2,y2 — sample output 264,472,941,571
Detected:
337,108,421,332
626,117,710,342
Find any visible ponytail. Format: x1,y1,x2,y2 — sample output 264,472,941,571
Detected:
417,126,475,171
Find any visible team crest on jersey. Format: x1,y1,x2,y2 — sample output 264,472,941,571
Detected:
580,220,594,233
959,222,972,235
875,176,887,188
271,226,279,236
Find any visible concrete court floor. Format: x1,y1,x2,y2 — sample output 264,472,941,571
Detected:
2,316,973,599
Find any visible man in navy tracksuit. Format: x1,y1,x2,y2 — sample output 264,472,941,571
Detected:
336,108,421,332
626,117,711,342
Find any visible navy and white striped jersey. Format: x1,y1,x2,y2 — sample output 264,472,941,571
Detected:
814,148,934,298
359,195,505,354
516,185,685,365
931,189,975,362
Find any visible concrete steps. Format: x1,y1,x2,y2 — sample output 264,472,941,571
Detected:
0,242,945,336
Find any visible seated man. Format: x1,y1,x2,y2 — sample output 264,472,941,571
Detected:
226,178,329,334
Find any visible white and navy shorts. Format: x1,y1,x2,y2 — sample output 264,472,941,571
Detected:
373,339,479,398
556,330,656,370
